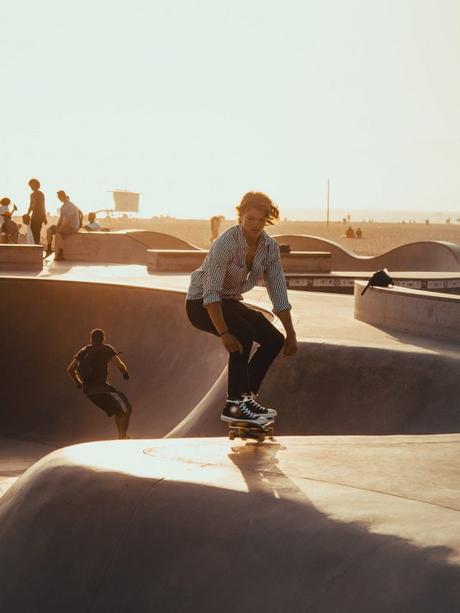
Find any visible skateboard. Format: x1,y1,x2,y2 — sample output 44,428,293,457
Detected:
228,419,275,443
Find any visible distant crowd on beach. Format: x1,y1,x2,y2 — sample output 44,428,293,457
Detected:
1,178,109,259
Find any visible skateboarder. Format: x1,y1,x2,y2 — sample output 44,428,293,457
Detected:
67,328,132,439
186,191,297,428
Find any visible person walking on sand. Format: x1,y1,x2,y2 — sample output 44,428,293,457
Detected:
186,191,297,427
209,215,224,244
27,178,48,245
67,328,133,439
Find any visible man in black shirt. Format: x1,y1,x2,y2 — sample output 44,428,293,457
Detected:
27,178,48,245
67,328,132,439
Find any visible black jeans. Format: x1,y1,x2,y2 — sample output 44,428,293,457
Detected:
186,299,284,399
30,218,43,245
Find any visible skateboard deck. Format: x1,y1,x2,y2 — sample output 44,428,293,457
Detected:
228,420,275,443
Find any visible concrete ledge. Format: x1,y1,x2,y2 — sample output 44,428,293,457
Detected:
62,231,199,264
0,244,43,271
274,235,460,272
147,249,206,272
281,251,331,273
147,249,332,273
354,280,460,342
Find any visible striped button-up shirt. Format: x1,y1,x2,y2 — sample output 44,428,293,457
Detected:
186,224,291,313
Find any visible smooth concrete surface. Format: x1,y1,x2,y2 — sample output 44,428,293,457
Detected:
0,438,459,612
62,230,199,264
274,235,460,272
0,244,43,271
147,248,332,273
147,248,207,272
354,280,460,343
0,277,228,444
281,250,331,272
1,264,460,612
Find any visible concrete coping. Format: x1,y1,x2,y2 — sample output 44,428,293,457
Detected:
0,244,43,271
354,280,460,342
356,280,460,303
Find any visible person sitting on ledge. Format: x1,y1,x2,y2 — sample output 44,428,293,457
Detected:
1,210,19,244
0,197,11,217
84,212,102,231
355,227,363,239
45,190,81,260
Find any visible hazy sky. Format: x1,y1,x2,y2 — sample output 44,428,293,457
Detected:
1,0,460,218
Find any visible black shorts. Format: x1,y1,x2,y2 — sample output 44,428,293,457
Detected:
86,385,131,417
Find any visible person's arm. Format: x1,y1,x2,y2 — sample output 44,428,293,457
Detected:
40,193,47,225
202,238,243,354
264,245,297,356
276,309,298,356
27,193,34,216
67,359,83,388
111,354,130,379
56,209,64,231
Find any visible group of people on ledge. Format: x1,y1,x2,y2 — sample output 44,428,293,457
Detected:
1,178,106,259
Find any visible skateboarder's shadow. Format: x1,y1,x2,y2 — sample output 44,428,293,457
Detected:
228,443,304,501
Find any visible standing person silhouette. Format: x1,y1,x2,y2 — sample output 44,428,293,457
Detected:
209,215,224,244
186,191,297,427
27,178,47,245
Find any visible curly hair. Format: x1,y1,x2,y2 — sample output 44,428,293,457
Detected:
236,192,280,225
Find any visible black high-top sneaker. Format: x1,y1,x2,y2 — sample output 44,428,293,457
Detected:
242,393,277,418
221,398,270,426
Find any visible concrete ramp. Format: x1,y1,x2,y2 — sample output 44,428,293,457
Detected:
0,277,226,444
0,438,459,612
63,230,200,264
3,276,460,444
274,235,460,272
171,341,460,437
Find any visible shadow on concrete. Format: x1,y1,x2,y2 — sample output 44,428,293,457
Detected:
0,448,459,612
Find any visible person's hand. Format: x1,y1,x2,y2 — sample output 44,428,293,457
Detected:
220,332,243,354
283,334,298,357
122,371,130,380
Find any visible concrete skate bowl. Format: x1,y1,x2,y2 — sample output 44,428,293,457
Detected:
4,275,460,444
171,341,460,438
3,276,460,612
0,277,226,446
273,235,460,272
63,230,201,264
2,437,460,612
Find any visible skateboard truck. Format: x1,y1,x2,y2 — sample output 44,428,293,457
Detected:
227,420,275,443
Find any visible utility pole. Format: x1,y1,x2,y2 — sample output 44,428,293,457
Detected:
326,178,330,226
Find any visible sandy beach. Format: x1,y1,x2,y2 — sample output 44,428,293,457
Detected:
102,218,460,256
